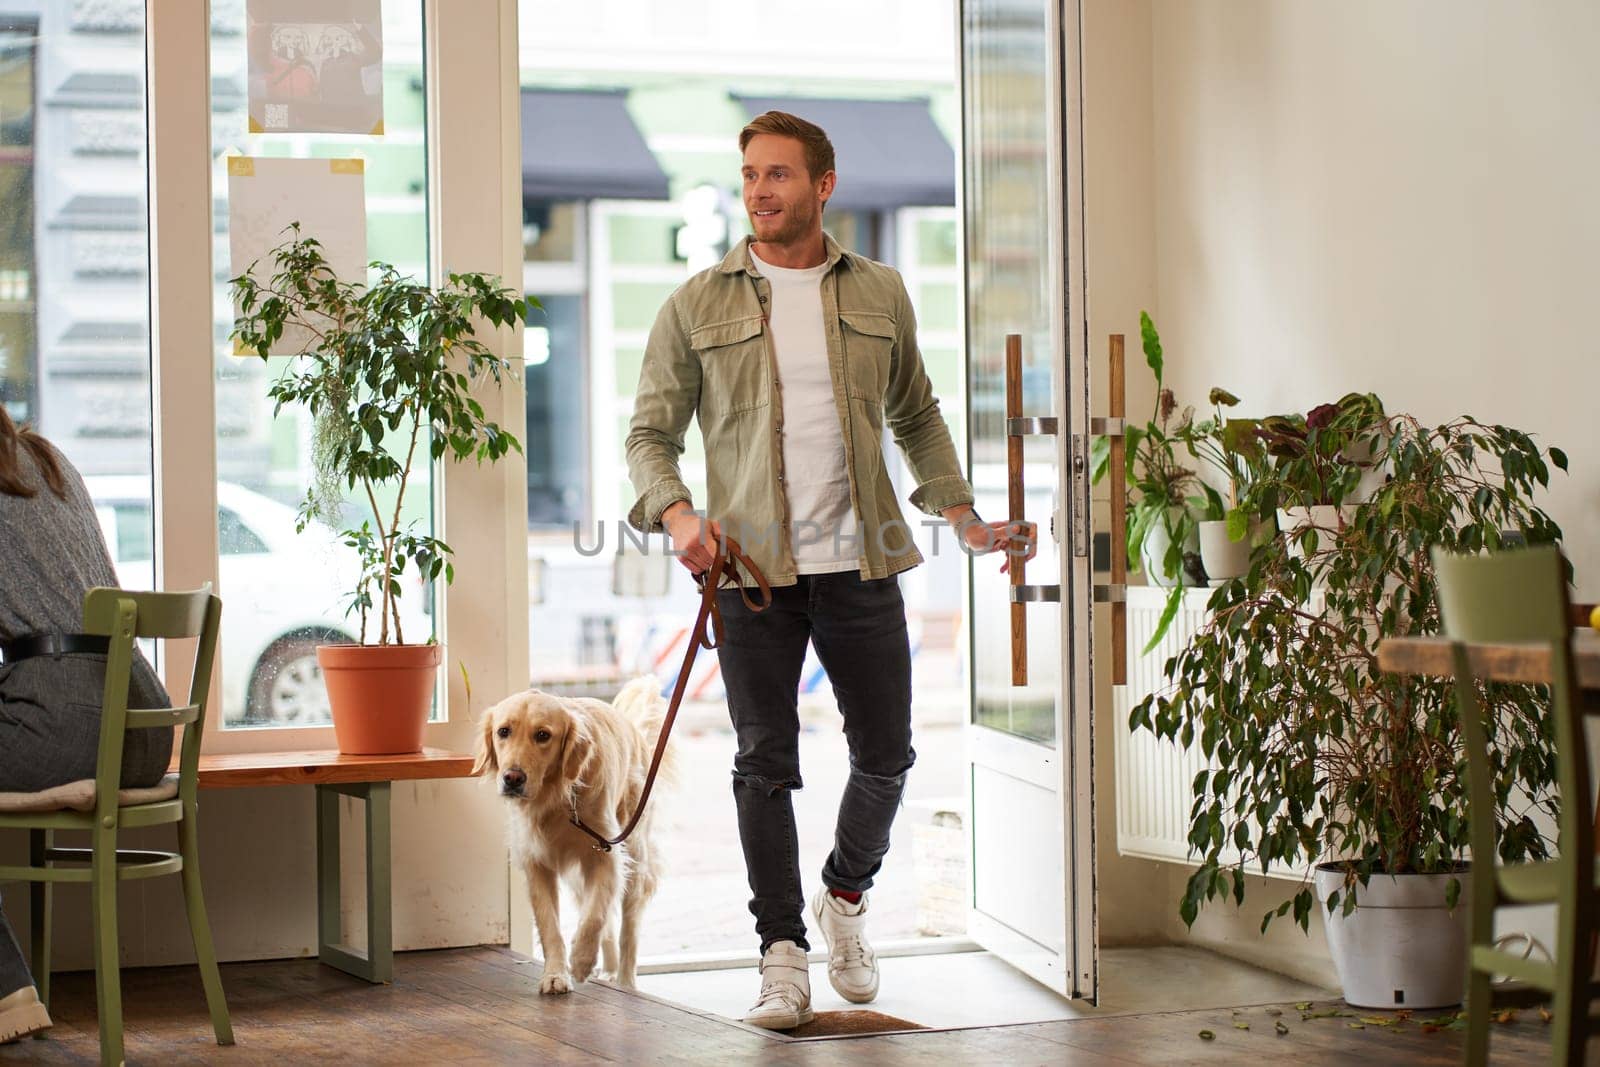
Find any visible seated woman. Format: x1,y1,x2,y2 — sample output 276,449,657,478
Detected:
0,408,173,1043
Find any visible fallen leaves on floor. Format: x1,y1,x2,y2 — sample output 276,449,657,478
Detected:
1194,1002,1551,1043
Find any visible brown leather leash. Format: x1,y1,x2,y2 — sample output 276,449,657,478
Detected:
569,533,772,851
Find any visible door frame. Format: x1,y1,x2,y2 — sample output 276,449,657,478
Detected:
1058,0,1097,1003
957,0,1096,1002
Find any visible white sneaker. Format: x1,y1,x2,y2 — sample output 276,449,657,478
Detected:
811,889,879,1003
0,985,51,1044
742,940,813,1030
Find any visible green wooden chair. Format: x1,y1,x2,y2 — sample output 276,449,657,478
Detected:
0,587,233,1066
1433,544,1597,1066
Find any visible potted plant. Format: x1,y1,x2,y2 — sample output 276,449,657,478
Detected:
1092,312,1217,648
1175,387,1269,585
230,224,530,754
1254,392,1388,564
1129,403,1568,1009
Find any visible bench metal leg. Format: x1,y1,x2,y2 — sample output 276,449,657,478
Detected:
315,781,393,983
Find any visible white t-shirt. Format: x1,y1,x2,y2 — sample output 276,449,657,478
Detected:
749,245,859,574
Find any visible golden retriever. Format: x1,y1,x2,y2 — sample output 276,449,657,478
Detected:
475,674,676,993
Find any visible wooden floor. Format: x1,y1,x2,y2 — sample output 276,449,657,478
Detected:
1,946,1558,1065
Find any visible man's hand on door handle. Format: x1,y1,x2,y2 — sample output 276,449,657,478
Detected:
943,504,1039,574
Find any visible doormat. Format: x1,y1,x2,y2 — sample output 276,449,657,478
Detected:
784,1010,927,1039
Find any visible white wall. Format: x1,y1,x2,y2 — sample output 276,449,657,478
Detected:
1082,0,1175,950
1151,0,1600,588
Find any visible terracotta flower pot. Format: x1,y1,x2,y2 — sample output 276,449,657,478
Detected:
316,642,443,755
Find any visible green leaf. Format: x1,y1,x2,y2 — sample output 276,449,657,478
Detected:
1143,585,1184,654
1225,507,1249,543
1090,435,1112,485
1139,310,1164,388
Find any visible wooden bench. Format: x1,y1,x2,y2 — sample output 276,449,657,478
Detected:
182,748,474,984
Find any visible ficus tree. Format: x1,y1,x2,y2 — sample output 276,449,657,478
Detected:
230,223,533,644
1130,405,1569,932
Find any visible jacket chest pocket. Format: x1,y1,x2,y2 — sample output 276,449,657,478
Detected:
691,316,769,418
840,311,895,402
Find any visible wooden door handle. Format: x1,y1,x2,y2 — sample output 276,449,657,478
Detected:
1006,334,1027,686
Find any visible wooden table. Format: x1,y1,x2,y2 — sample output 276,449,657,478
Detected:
183,748,474,983
1380,630,1600,902
1377,630,1600,694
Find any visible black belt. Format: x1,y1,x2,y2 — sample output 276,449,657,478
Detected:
0,632,111,666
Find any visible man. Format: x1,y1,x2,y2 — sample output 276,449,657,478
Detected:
625,110,1035,1029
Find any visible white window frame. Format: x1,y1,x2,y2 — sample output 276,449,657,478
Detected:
146,0,529,756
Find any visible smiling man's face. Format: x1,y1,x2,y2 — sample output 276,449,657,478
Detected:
741,133,832,251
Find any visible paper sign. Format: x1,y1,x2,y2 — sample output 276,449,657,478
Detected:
246,0,385,135
227,155,367,356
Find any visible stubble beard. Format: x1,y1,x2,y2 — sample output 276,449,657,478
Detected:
752,198,820,249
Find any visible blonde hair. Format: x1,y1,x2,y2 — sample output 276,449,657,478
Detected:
738,110,836,182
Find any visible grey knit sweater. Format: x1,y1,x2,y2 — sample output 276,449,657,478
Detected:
0,442,169,711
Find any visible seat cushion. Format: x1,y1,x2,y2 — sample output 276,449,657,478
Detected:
0,773,179,814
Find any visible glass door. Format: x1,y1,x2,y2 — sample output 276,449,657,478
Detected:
960,0,1095,999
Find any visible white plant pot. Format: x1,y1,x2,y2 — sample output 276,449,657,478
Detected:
1313,864,1470,1010
1343,433,1390,504
1198,519,1257,585
1277,505,1358,563
1141,512,1200,588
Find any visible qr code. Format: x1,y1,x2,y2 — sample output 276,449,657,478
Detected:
265,103,288,129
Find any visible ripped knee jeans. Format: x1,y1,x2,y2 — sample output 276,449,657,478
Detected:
714,569,916,954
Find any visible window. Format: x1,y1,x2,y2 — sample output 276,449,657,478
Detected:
218,507,268,556
114,502,154,565
209,2,432,729
525,293,587,527
2,6,155,594
0,22,36,424
523,199,581,262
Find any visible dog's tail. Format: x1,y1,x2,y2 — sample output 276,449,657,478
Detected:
614,673,682,788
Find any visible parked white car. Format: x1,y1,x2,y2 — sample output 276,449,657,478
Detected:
86,478,433,727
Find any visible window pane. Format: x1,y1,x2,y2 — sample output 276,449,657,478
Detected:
963,0,1061,744
209,3,432,729
218,506,269,556
523,199,581,262
525,294,586,527
2,8,155,596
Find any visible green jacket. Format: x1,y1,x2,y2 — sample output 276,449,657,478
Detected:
625,234,974,588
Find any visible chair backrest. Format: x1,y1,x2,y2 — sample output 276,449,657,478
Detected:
1434,544,1570,645
1431,545,1587,873
81,586,223,819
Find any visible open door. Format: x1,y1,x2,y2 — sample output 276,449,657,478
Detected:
959,0,1096,1000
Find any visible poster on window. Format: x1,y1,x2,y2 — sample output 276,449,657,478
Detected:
246,0,384,135
227,156,367,357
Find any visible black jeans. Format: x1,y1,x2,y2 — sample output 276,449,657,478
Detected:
714,569,915,954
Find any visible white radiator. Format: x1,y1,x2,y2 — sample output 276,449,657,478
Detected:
1113,586,1218,867
1113,585,1308,879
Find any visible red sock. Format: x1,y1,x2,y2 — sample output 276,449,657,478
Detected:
829,889,862,904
